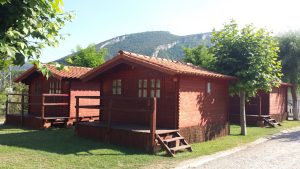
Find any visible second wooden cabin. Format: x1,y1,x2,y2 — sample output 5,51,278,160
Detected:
75,50,236,155
5,65,100,129
230,83,293,126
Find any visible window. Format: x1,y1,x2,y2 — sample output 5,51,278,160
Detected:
49,81,61,94
112,79,122,95
138,79,147,97
207,82,211,94
150,79,160,98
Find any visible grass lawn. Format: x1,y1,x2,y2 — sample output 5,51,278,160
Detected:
0,121,300,169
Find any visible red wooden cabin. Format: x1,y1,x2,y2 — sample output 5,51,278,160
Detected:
229,83,293,126
5,65,100,129
75,50,235,155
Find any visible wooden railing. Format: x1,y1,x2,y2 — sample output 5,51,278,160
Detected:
75,96,157,151
5,93,70,126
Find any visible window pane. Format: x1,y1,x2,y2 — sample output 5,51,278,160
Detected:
156,79,160,88
112,88,116,95
117,80,121,86
207,82,211,94
143,89,147,97
138,89,142,97
150,90,155,98
139,80,142,88
151,79,155,88
143,79,147,88
117,87,121,95
156,89,160,98
113,80,116,87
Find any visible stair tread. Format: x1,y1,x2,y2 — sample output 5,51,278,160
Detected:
170,145,191,151
163,137,184,143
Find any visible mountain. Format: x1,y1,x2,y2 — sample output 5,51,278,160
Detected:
56,31,212,63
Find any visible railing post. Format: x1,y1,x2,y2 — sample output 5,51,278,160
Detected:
5,94,9,117
150,97,157,152
41,94,45,119
75,96,80,130
21,92,25,126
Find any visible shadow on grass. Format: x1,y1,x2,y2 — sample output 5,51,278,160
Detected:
0,124,154,156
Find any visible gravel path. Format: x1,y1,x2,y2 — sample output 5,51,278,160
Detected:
187,127,300,169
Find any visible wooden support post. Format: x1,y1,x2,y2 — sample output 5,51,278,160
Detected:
75,97,80,130
107,98,112,131
150,97,157,152
259,95,262,118
258,95,264,127
41,94,45,119
21,92,25,126
5,94,9,117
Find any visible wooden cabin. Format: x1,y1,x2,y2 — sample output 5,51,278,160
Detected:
75,50,236,155
5,65,100,129
229,83,293,126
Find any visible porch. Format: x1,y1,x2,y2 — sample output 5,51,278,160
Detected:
75,96,192,156
4,93,98,129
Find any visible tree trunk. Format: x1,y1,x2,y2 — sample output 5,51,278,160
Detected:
291,84,299,120
240,91,247,135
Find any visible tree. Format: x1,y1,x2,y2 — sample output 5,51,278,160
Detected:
183,45,216,70
0,0,72,70
278,31,300,120
211,20,282,135
66,44,106,68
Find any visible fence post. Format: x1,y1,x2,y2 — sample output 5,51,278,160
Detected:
21,92,25,126
75,96,80,131
41,94,45,119
149,97,157,152
5,94,9,117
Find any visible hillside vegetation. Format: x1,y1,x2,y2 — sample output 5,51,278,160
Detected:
56,31,211,63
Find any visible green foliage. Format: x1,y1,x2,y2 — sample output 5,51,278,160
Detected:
211,20,282,97
0,0,73,70
278,31,300,86
183,45,216,70
66,44,106,68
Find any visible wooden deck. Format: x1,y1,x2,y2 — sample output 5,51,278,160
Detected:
76,121,179,152
230,114,270,126
5,114,99,129
78,121,178,134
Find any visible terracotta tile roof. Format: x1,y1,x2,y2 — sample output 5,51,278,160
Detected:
82,50,236,81
46,65,92,79
280,82,293,87
15,64,92,83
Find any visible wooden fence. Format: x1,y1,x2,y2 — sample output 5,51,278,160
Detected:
6,93,70,126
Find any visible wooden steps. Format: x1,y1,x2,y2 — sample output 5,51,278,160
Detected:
156,131,192,157
263,117,281,127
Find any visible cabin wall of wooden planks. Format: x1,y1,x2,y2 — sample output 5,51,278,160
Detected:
178,76,230,142
93,63,177,128
69,80,100,118
269,86,288,122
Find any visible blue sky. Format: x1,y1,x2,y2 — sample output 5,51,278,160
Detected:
41,0,300,62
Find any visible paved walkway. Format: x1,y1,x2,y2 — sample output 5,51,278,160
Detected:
177,127,300,169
